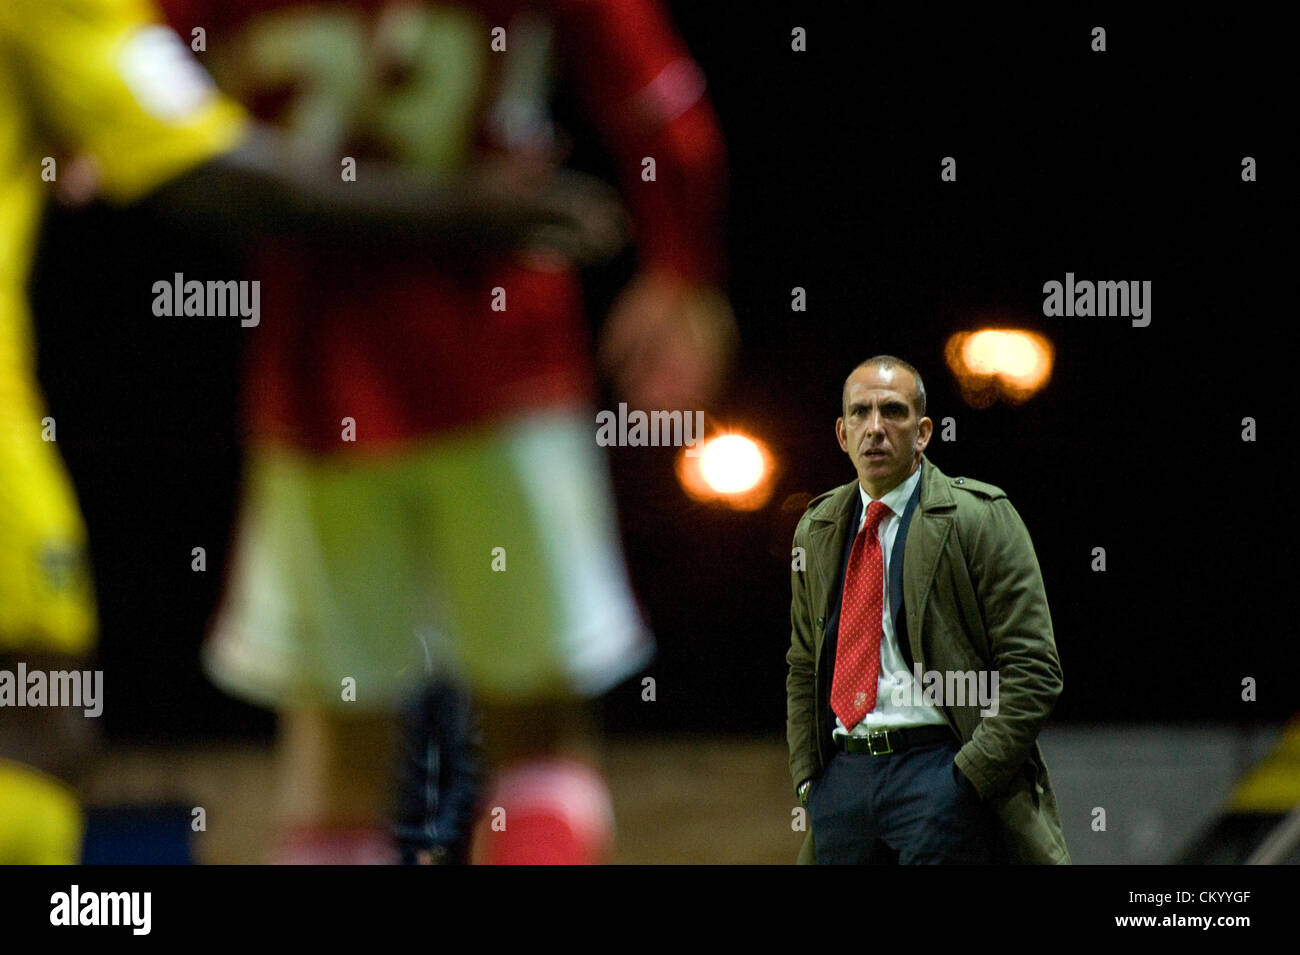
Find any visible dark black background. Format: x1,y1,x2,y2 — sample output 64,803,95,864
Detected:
29,8,1295,743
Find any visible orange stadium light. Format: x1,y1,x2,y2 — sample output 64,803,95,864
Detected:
676,431,776,511
945,328,1054,407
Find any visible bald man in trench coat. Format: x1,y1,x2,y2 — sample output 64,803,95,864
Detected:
787,361,1070,864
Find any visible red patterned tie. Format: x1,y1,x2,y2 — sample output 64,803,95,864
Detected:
831,500,892,732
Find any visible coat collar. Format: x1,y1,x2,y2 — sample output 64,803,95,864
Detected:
807,454,951,527
804,455,953,624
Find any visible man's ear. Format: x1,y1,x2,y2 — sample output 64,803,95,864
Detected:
915,416,933,453
835,417,848,453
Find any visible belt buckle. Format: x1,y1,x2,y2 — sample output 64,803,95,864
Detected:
866,729,893,755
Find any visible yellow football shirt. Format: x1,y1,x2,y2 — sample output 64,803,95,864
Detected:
0,0,247,378
0,0,246,651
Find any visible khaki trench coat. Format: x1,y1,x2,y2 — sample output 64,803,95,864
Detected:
786,455,1071,864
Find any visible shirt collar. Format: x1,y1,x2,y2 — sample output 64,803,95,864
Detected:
858,460,923,520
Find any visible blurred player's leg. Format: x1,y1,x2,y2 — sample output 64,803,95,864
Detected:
0,390,98,864
204,447,426,863
204,409,649,863
271,707,400,864
0,756,83,864
472,699,613,864
0,665,93,863
412,410,650,865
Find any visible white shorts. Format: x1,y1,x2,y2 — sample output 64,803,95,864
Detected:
203,409,653,711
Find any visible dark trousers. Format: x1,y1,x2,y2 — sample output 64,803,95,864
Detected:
807,737,1004,864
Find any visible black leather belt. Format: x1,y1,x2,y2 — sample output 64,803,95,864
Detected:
835,724,953,756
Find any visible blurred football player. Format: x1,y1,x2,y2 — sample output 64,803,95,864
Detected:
160,0,733,863
0,0,619,863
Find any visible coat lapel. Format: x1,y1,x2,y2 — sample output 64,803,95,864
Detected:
888,470,924,644
807,458,957,668
805,480,858,654
902,456,957,669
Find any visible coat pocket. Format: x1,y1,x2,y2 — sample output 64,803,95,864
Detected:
990,773,1062,864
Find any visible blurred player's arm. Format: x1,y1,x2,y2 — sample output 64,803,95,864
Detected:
8,0,620,260
146,126,625,262
555,0,737,408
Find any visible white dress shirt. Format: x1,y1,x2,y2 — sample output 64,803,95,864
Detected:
832,463,948,738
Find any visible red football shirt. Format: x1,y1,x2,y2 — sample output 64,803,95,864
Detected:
161,0,726,452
